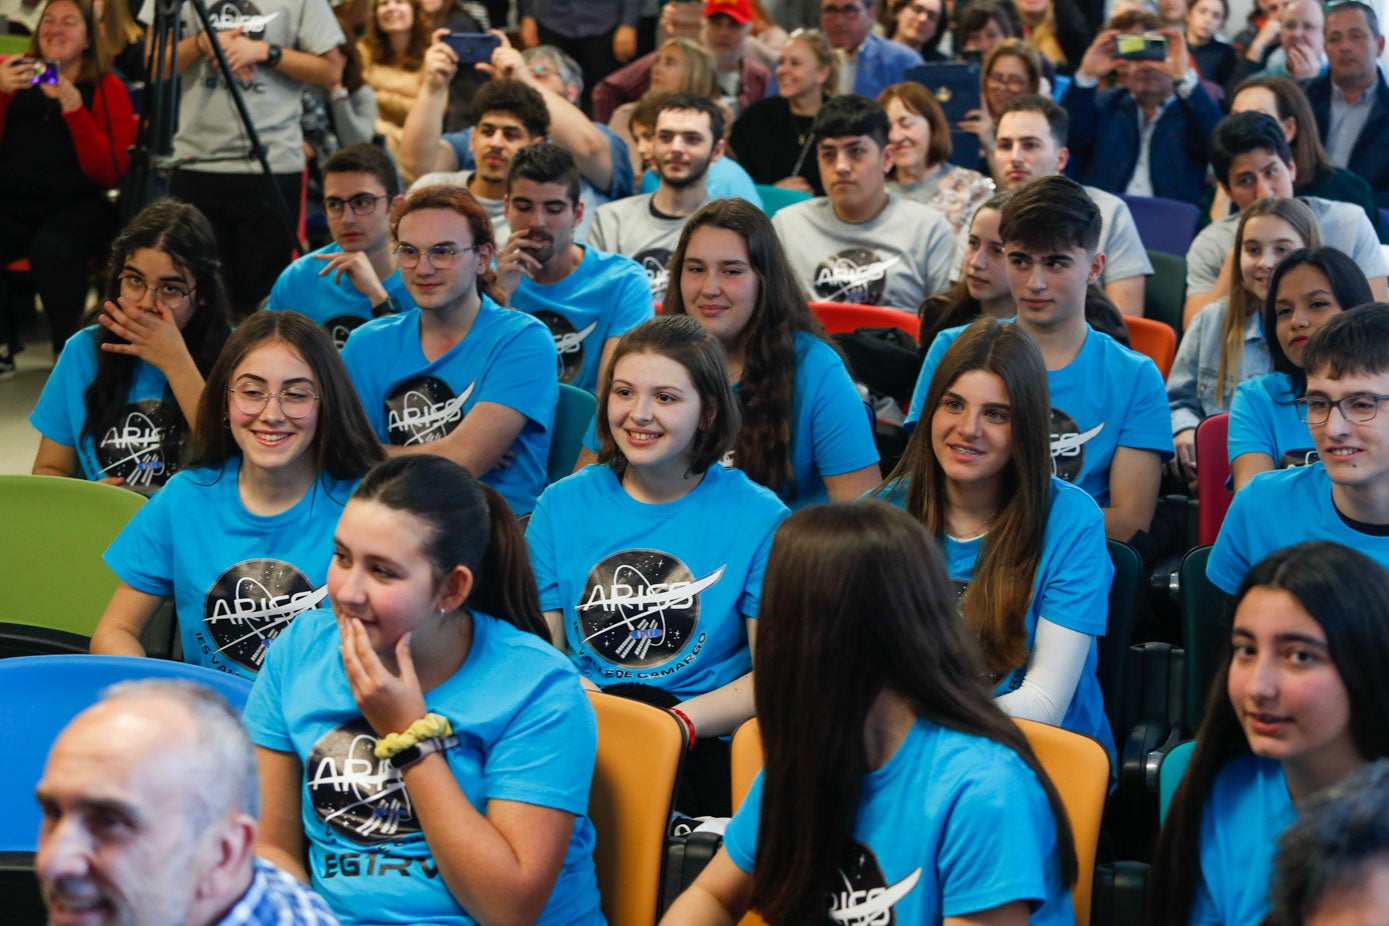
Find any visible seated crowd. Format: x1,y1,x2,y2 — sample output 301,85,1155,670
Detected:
12,0,1389,922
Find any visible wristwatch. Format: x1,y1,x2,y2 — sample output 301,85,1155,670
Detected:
388,733,459,769
265,43,283,68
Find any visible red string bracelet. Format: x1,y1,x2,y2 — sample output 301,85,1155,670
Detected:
669,707,697,752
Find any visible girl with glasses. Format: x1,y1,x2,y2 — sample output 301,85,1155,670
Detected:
30,200,231,492
958,39,1044,170
91,310,385,680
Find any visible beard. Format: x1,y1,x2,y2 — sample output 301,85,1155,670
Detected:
657,152,714,190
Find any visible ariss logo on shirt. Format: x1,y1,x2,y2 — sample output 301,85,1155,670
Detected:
813,250,901,305
577,549,724,667
1049,406,1103,484
385,376,475,445
825,841,921,925
95,399,185,489
201,0,280,89
532,310,597,384
635,248,672,300
324,315,367,351
308,718,421,844
202,559,327,670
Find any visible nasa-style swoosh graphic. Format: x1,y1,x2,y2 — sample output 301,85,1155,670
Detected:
579,566,724,643
1050,421,1105,457
829,867,921,923
554,320,599,354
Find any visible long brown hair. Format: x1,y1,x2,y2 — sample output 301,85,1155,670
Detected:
879,318,1051,675
749,501,1077,923
1233,76,1333,188
1215,197,1321,407
358,0,431,69
31,0,101,84
662,198,829,502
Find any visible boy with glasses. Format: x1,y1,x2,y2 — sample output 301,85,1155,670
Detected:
266,144,410,349
1209,304,1389,593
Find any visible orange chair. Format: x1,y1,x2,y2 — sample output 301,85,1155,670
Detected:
1195,413,1233,546
586,691,684,926
1123,315,1177,379
808,301,919,341
728,717,1106,926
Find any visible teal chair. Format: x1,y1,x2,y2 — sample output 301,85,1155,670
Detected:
754,184,811,217
1159,740,1196,823
0,476,146,649
549,383,597,484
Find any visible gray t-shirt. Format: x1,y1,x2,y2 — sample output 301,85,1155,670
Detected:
772,195,955,310
948,185,1152,285
588,192,710,299
173,0,344,174
1185,196,1388,295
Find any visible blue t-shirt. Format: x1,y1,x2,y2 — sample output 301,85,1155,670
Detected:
1190,754,1295,926
636,156,762,205
29,326,188,490
724,719,1074,925
526,463,789,698
1208,463,1389,593
1227,372,1318,470
510,245,653,392
881,477,1115,762
243,609,604,926
102,457,355,678
906,323,1174,506
341,297,558,515
266,242,415,349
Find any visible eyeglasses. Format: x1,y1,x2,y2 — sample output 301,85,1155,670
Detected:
821,3,866,15
118,273,194,310
324,193,390,216
227,384,321,419
1295,394,1389,425
986,73,1029,90
393,244,479,269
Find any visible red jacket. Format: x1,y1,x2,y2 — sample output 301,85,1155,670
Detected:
0,62,135,189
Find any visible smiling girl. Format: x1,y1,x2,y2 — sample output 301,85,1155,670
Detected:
247,454,604,924
528,315,789,814
1228,247,1373,490
877,317,1115,761
1168,197,1322,489
1148,541,1389,926
91,311,384,678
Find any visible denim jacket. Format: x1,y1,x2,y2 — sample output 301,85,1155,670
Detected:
1168,297,1271,434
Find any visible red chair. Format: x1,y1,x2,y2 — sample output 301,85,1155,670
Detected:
1123,315,1177,380
807,301,918,341
1196,413,1233,546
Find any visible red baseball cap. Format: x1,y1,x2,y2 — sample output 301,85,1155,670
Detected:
703,0,754,24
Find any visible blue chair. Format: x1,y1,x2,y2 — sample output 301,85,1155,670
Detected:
754,184,812,217
1159,740,1196,823
0,655,253,853
548,383,597,484
1120,195,1201,257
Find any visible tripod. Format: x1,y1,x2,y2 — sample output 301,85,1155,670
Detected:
120,0,298,256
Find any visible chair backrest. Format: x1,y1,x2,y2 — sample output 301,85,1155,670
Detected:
548,383,598,484
1123,315,1178,380
1098,539,1143,748
1159,740,1196,824
586,691,684,926
1180,545,1232,735
1143,250,1187,335
0,655,254,852
728,717,1105,926
808,301,920,340
0,476,147,637
1195,413,1233,546
753,184,811,217
1120,195,1201,257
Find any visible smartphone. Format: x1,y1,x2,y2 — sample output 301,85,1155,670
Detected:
442,32,500,65
960,48,983,66
1114,34,1167,61
15,58,60,85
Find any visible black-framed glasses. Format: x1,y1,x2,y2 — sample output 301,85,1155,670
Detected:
324,193,390,216
1295,394,1389,425
118,273,195,310
228,384,321,419
393,244,480,270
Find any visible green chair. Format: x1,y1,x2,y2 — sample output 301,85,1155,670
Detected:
548,383,597,484
1144,250,1187,336
1180,545,1232,736
1159,740,1196,823
0,476,146,647
753,184,811,217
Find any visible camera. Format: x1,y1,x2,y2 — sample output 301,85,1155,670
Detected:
16,58,61,85
1114,34,1167,61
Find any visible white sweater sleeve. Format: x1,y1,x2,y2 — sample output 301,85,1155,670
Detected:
993,617,1092,726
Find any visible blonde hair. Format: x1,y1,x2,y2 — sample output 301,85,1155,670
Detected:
658,38,721,99
785,28,840,96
